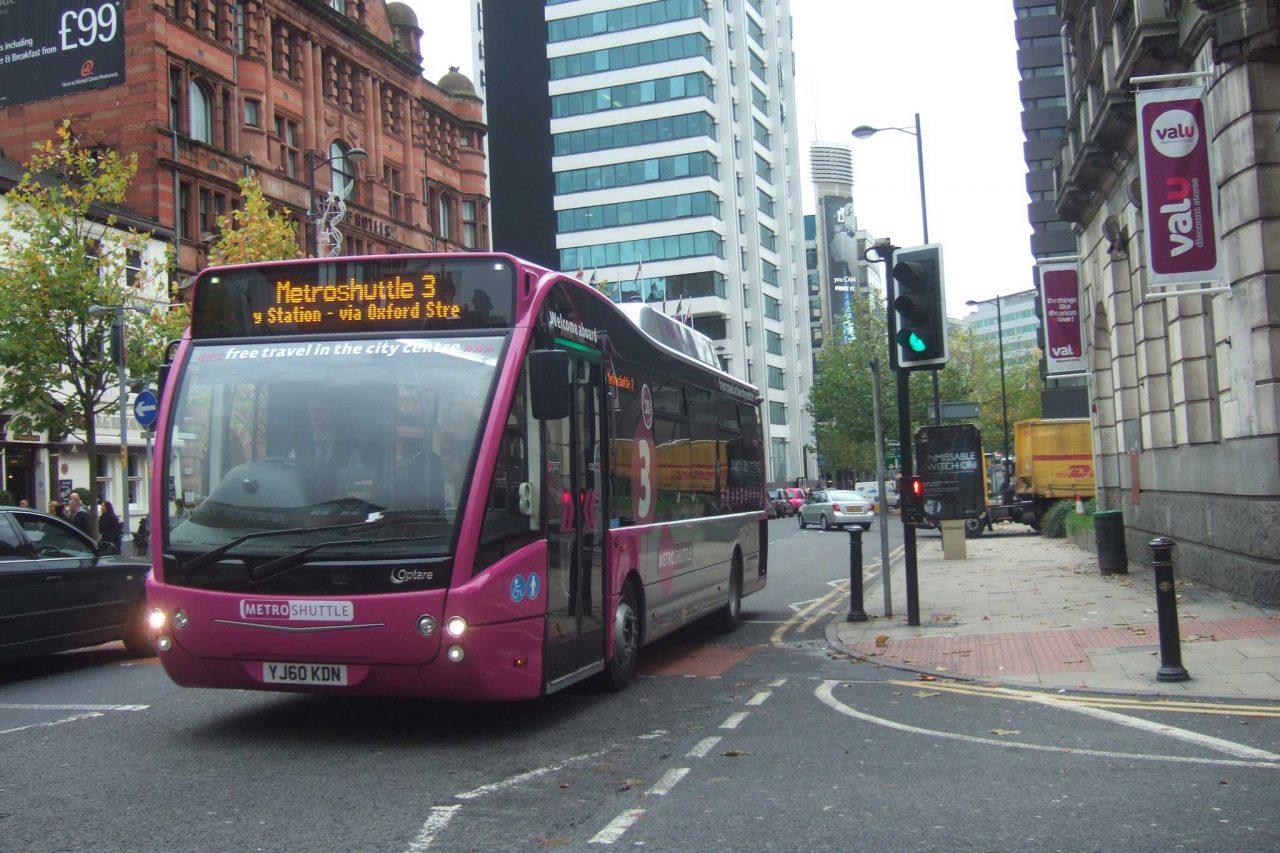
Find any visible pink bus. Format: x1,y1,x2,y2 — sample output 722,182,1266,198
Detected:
146,254,767,699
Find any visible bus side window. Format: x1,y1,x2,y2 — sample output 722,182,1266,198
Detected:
475,374,536,572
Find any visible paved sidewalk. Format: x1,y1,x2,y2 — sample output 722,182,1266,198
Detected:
829,526,1280,701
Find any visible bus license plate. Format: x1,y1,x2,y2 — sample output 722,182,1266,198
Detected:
262,662,348,686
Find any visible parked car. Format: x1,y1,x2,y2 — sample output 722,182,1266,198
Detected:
797,489,875,531
766,488,792,518
784,487,807,515
0,506,152,662
855,481,899,509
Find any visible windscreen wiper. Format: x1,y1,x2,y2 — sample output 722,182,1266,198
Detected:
174,508,419,577
248,535,445,584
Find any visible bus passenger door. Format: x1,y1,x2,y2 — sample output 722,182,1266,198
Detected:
544,356,606,687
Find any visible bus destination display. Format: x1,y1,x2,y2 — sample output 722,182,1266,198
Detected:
192,257,515,338
261,274,460,327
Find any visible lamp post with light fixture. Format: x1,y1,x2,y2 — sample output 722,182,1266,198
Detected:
852,112,941,423
305,146,367,257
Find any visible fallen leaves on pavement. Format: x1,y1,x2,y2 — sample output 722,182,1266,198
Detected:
875,634,890,647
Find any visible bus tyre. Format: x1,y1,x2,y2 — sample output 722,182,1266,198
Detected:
964,516,984,538
122,604,154,658
602,584,640,691
713,559,743,633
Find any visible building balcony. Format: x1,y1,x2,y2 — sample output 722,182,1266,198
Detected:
1195,0,1280,64
1113,0,1183,84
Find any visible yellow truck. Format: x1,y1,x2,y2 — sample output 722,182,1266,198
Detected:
976,418,1095,534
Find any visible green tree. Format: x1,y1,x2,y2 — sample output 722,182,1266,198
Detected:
0,121,177,528
206,175,299,266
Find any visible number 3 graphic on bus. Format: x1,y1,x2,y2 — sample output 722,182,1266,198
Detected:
633,383,656,524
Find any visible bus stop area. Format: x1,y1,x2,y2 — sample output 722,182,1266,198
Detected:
829,530,1280,701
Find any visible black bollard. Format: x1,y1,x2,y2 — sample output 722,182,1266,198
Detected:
847,526,868,623
1151,537,1190,683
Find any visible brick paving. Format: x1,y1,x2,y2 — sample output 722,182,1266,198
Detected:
832,530,1280,699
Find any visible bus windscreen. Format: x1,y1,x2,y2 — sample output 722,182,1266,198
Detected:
191,257,517,338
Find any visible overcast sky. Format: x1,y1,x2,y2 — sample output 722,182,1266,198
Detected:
408,0,1035,316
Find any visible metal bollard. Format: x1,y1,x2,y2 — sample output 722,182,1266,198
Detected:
1151,537,1190,683
847,526,868,622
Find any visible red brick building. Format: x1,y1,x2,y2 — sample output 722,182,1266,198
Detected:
0,0,488,279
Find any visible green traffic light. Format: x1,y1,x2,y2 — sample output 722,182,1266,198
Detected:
896,329,929,353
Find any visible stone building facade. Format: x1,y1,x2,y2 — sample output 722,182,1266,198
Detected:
0,0,489,281
1055,0,1279,602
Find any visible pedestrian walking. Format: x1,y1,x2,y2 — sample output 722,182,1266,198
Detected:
66,492,91,536
135,516,149,557
48,500,64,518
98,500,123,554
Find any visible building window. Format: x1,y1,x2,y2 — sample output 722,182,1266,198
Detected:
244,98,261,127
438,195,453,241
125,250,143,289
754,153,772,182
275,115,299,178
558,230,723,271
463,199,479,248
762,260,778,285
558,191,720,233
551,72,713,119
188,80,212,143
168,67,182,129
548,0,708,43
330,141,358,199
752,118,770,147
550,32,713,80
555,151,718,194
553,111,716,156
757,188,774,216
750,83,768,113
769,401,786,425
767,365,785,390
758,224,776,252
385,165,404,221
763,293,781,320
766,330,783,355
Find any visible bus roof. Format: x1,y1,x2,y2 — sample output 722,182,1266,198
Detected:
614,303,721,370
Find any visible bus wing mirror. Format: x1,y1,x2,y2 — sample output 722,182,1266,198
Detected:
528,349,570,420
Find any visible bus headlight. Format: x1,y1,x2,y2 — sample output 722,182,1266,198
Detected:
445,616,468,639
447,644,466,663
148,609,167,631
417,615,437,636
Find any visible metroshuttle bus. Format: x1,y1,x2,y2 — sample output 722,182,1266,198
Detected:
145,253,767,699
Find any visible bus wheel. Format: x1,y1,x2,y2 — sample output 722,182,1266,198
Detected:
602,583,640,691
964,517,984,538
713,557,743,633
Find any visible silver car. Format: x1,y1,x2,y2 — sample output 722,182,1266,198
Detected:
797,489,875,531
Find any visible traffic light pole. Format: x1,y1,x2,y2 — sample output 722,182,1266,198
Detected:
864,240,921,626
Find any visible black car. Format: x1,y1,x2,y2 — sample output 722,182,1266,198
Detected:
0,506,152,661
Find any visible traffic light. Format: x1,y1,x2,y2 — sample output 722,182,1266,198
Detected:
900,475,925,523
891,244,948,370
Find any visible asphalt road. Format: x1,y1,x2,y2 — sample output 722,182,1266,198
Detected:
2,516,1276,852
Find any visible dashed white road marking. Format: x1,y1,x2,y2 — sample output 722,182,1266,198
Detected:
719,712,748,729
687,736,721,758
405,806,460,853
589,809,646,845
768,678,788,688
816,680,1280,769
746,691,771,706
646,767,690,796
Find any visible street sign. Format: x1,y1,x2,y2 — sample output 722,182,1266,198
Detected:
133,390,158,428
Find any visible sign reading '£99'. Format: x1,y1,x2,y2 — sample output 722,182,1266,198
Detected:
0,1,126,109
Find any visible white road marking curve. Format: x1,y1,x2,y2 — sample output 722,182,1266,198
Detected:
815,680,1280,770
405,806,460,853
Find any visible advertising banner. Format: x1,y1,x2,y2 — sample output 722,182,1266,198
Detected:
1135,85,1222,288
820,194,857,335
0,1,125,109
914,424,984,522
1038,263,1085,376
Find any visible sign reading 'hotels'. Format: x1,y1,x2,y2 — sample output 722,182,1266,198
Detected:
0,1,126,108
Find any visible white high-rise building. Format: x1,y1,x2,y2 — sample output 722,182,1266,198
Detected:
475,0,812,483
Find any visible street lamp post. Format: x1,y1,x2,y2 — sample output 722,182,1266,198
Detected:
88,303,145,554
967,296,1010,462
305,146,367,257
852,113,941,423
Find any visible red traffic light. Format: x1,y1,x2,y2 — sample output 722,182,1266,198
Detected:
908,475,924,498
